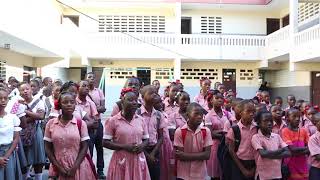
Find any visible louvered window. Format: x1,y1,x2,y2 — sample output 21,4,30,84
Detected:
201,16,222,34
0,61,6,80
98,15,166,33
299,3,320,23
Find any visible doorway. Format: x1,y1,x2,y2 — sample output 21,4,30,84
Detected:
137,67,151,86
282,15,289,27
267,18,280,35
312,72,320,106
223,69,236,93
181,17,192,34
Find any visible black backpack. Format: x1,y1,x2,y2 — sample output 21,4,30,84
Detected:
217,123,241,180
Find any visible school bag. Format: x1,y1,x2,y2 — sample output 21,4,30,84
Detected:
174,127,207,176
217,124,241,180
20,98,42,147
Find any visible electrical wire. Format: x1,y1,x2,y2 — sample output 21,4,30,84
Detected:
56,0,198,60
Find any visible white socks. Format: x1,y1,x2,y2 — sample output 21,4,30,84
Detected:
34,173,42,180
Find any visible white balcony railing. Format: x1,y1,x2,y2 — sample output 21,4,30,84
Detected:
181,34,265,46
295,25,320,46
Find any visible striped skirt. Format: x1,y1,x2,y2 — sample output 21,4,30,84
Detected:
23,124,46,166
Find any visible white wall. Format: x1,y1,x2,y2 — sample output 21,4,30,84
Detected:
183,10,280,35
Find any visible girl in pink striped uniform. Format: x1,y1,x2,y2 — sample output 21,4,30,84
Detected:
104,88,150,180
193,77,211,111
205,90,230,180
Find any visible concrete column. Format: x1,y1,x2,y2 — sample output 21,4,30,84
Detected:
174,2,182,80
174,57,181,80
289,0,299,68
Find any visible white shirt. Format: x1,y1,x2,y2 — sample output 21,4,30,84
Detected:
0,113,21,145
24,97,46,122
9,88,20,99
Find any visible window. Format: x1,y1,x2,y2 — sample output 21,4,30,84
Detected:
98,15,166,33
299,3,320,23
0,61,6,80
201,16,222,34
180,68,219,80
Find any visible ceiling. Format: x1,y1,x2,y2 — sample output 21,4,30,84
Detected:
0,31,59,57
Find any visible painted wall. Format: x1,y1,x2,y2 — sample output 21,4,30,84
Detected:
182,10,280,35
0,49,34,81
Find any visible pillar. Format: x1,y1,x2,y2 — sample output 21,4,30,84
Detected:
289,0,299,69
174,57,181,80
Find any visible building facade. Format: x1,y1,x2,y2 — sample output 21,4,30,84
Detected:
1,0,320,109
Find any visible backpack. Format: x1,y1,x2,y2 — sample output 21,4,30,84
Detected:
217,124,241,180
76,119,98,179
174,127,207,176
20,98,41,147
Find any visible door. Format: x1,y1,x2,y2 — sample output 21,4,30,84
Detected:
267,18,280,35
282,15,289,27
223,69,236,93
137,67,151,86
181,17,192,34
312,72,320,106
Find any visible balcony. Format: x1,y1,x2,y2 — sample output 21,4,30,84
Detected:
86,32,266,60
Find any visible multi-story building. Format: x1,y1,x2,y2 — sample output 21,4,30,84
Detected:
1,0,320,109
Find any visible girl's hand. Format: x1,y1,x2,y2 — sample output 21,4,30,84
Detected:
66,167,77,177
133,143,146,154
146,153,158,164
123,144,136,153
57,166,68,177
175,150,186,161
0,157,8,167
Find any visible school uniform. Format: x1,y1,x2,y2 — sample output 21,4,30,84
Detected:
251,131,288,180
104,113,150,180
205,108,229,178
139,105,167,180
44,118,96,180
272,120,287,137
174,124,213,180
89,88,105,174
302,117,317,136
5,97,28,171
159,112,173,180
163,98,179,118
22,98,46,166
0,113,22,180
308,131,320,180
226,121,258,180
167,111,187,130
193,93,209,112
76,96,99,160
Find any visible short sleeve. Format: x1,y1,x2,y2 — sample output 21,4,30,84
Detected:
251,135,263,150
203,128,213,147
308,136,320,156
44,119,54,142
103,118,114,140
16,104,26,118
281,128,292,145
80,120,90,141
277,135,288,148
142,120,149,139
13,115,21,131
204,114,213,126
35,100,46,112
167,113,177,129
111,104,120,117
174,128,183,148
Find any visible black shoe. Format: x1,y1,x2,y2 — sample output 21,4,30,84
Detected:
97,171,106,179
